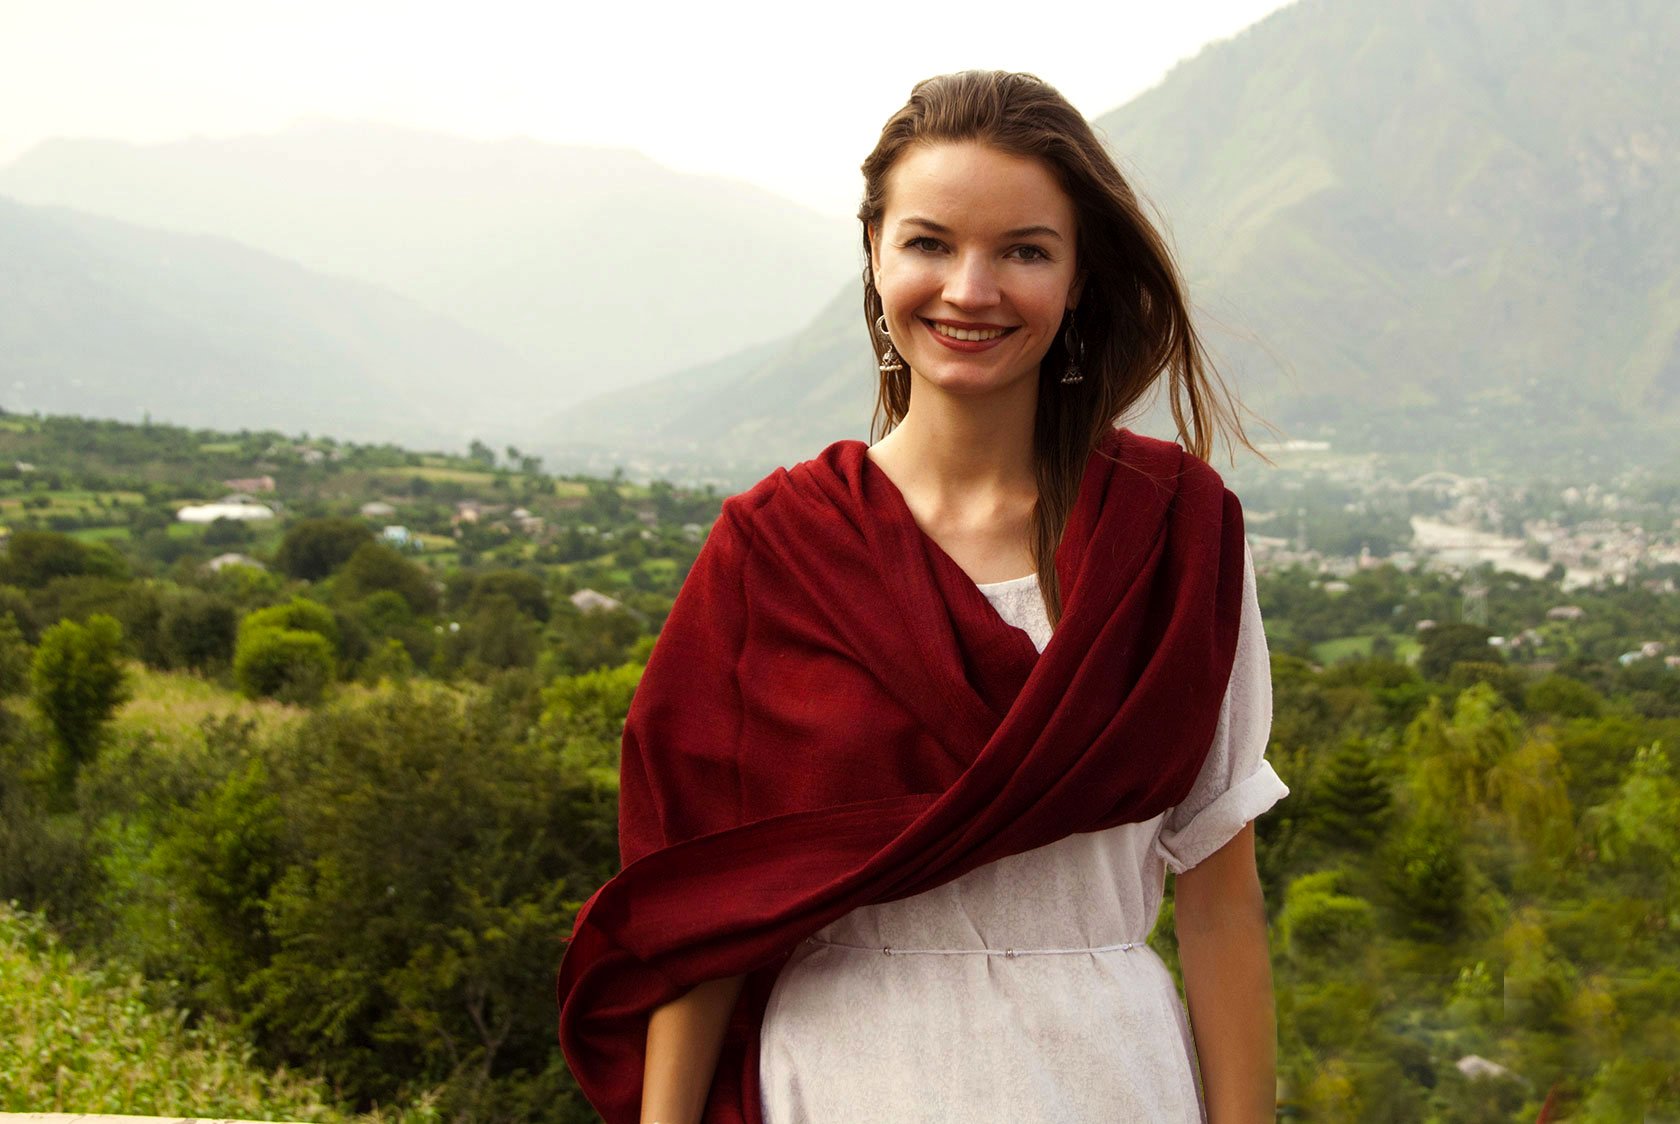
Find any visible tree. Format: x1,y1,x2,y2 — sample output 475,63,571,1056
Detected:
1309,738,1392,848
1418,622,1497,680
157,590,239,671
0,530,127,588
0,613,31,696
240,598,340,652
245,685,617,1113
337,541,437,615
30,614,129,793
275,518,372,581
470,569,549,622
234,628,335,705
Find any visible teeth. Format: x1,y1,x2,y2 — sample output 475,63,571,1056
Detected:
932,322,1008,342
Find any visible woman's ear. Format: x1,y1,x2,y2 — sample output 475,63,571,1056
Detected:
867,222,882,278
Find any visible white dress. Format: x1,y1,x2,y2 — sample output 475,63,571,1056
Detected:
758,540,1288,1123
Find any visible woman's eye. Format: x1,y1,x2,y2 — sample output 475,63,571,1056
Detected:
906,236,944,252
1009,245,1050,262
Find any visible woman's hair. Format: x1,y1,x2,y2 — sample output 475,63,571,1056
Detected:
859,69,1263,626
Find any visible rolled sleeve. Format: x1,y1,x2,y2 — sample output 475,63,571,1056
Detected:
1154,537,1289,875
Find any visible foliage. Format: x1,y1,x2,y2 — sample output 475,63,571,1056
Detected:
278,516,374,581
0,529,128,588
339,540,438,615
234,625,336,705
0,901,434,1121
0,611,32,695
30,613,130,793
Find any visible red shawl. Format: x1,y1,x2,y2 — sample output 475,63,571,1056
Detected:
556,426,1247,1122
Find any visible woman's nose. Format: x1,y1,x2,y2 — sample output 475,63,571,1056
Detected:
942,252,1001,308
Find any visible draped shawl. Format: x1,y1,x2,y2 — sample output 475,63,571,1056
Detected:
556,426,1247,1123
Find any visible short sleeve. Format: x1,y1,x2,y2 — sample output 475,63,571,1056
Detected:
1153,537,1289,875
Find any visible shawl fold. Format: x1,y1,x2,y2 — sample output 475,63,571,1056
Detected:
556,427,1247,1123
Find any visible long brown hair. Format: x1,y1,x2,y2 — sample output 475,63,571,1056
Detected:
859,70,1264,626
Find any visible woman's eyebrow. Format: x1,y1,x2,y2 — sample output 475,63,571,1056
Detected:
898,216,1065,241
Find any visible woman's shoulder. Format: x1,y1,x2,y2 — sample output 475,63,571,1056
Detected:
713,436,868,546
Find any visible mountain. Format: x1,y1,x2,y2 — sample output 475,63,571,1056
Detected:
546,0,1680,480
0,120,857,403
1092,0,1680,437
535,287,873,484
0,194,539,445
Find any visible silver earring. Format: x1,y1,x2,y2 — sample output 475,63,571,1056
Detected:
1060,318,1084,385
876,313,905,374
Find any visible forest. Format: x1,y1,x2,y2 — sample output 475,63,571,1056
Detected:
0,410,1677,1122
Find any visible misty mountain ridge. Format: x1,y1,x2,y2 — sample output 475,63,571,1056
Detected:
0,118,858,403
0,194,538,444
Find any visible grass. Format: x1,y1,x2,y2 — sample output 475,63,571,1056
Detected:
114,665,304,744
1312,634,1423,666
0,490,145,518
0,902,434,1121
370,466,498,485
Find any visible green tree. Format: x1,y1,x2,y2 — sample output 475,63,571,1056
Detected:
0,530,127,588
337,541,437,615
1309,738,1392,848
1417,622,1497,680
234,628,335,705
245,685,615,1116
241,598,340,652
275,518,372,581
0,613,31,696
30,614,129,795
157,589,238,671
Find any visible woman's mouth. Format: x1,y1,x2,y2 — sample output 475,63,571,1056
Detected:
921,318,1017,351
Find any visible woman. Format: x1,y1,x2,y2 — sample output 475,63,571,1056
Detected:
558,70,1287,1124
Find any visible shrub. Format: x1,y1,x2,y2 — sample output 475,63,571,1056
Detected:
234,627,335,705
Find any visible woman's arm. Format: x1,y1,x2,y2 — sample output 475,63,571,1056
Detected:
640,973,747,1124
1174,821,1277,1124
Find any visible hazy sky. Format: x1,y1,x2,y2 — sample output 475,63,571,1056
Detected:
0,0,1294,216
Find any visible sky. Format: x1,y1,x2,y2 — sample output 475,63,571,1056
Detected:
0,0,1296,217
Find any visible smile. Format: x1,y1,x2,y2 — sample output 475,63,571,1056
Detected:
925,320,1014,342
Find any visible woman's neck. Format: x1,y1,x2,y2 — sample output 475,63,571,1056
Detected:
875,379,1038,500
866,378,1040,584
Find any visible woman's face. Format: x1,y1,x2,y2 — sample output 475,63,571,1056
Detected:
870,140,1083,401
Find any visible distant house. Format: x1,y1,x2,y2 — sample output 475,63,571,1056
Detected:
177,496,275,523
570,588,623,614
453,501,483,526
1546,605,1586,621
1455,1055,1513,1080
381,525,414,548
206,552,265,572
361,501,398,518
223,475,276,494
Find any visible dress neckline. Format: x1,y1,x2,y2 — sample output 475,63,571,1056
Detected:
974,572,1039,591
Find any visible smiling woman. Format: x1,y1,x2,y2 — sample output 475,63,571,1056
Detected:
556,70,1286,1124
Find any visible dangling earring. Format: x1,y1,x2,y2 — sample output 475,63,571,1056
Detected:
875,313,905,374
1060,317,1085,385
